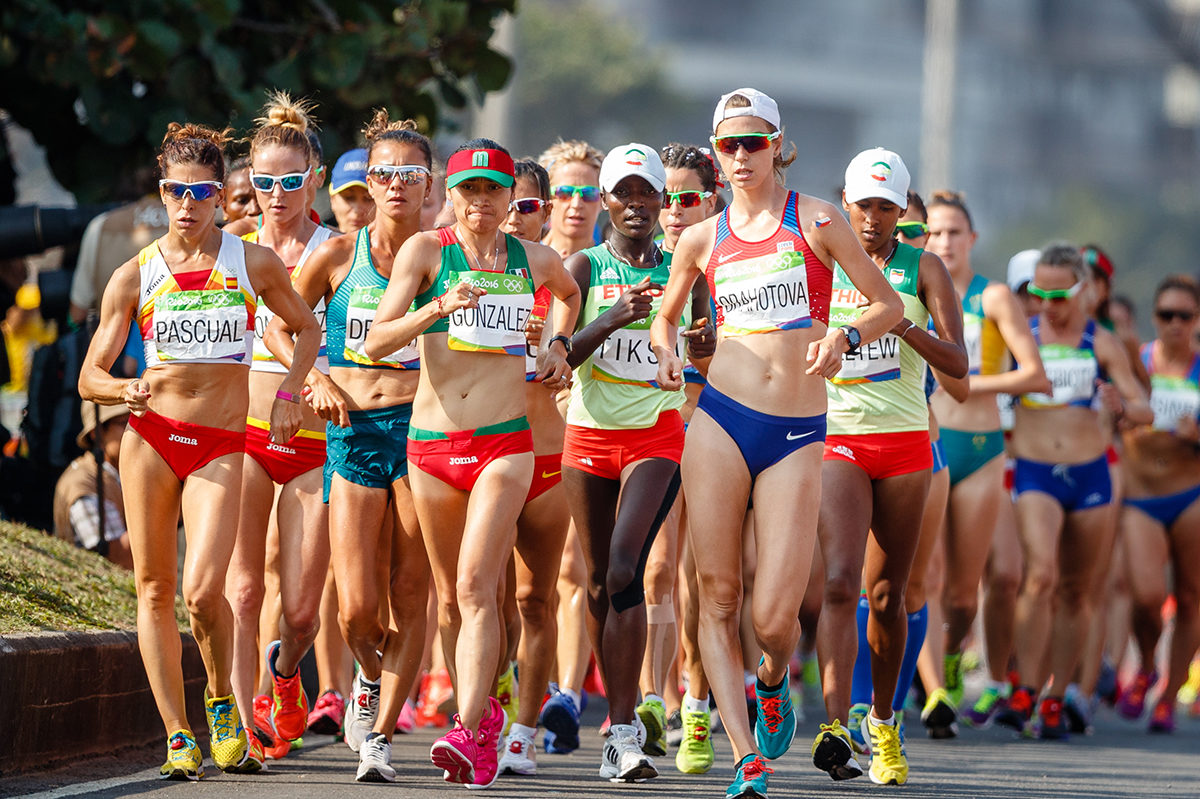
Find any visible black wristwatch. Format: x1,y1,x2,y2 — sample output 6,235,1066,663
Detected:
548,334,573,354
841,326,862,355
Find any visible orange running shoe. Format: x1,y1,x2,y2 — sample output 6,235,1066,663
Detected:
266,640,310,741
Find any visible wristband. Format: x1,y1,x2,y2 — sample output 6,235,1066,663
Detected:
276,389,301,404
899,321,915,339
436,295,446,317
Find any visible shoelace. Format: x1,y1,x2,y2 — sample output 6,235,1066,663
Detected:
818,720,844,736
315,692,342,712
759,695,786,733
357,684,380,717
870,720,902,759
365,735,389,758
211,701,236,740
169,732,192,752
740,756,774,781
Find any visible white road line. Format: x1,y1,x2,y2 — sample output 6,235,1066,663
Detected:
18,767,163,799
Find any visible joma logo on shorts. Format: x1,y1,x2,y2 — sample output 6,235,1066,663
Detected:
449,456,479,465
169,433,198,446
267,443,296,455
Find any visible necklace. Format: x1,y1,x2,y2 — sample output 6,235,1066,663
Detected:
457,226,503,272
605,240,661,270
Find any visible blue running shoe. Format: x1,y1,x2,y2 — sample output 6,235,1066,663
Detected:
754,664,795,760
726,753,773,799
847,703,870,755
540,690,581,753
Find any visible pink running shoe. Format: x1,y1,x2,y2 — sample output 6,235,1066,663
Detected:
431,716,478,784
1117,670,1157,720
395,699,416,735
468,697,506,790
307,690,346,737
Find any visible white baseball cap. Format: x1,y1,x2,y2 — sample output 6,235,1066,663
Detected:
713,88,781,132
599,143,666,193
1007,249,1041,291
843,148,910,209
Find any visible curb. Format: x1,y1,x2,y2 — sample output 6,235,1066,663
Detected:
0,630,207,777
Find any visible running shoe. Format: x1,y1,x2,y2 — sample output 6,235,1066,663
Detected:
1063,685,1093,734
963,684,1004,728
251,693,277,749
499,727,537,776
862,713,908,785
426,666,456,713
345,671,380,753
943,652,964,707
265,640,309,741
539,687,581,753
599,723,657,782
810,720,863,781
226,733,266,774
675,707,715,774
754,666,796,760
431,716,479,784
160,730,204,780
1095,658,1119,706
307,689,345,736
496,662,518,737
921,686,959,739
468,696,506,790
636,698,668,756
665,708,683,748
356,732,395,782
1147,698,1176,733
204,690,249,772
726,753,772,799
994,685,1035,734
1035,696,1069,741
847,703,870,754
395,698,416,734
1117,669,1157,720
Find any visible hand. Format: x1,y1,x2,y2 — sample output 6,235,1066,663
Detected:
123,379,151,416
439,280,486,317
525,314,545,348
1095,379,1123,418
304,373,350,428
535,348,573,393
681,316,716,360
1176,413,1198,442
806,329,848,378
269,393,304,444
654,347,684,391
604,277,658,328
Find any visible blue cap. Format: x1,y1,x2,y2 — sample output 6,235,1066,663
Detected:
330,148,369,195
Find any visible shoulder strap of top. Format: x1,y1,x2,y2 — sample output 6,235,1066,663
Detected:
781,191,802,236
241,230,259,244
1139,341,1153,374
1189,351,1200,384
715,206,731,245
437,226,458,247
351,225,373,272
504,232,530,275
1080,318,1097,351
1029,315,1041,344
137,239,161,266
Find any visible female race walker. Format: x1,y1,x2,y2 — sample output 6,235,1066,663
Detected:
224,93,336,769
1119,275,1200,733
815,149,967,786
364,139,580,788
268,111,436,781
651,89,903,799
1001,244,1150,739
79,123,319,779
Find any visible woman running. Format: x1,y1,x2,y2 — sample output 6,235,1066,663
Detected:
496,159,574,776
78,122,319,779
364,138,580,788
267,111,435,781
223,93,336,770
651,89,903,799
817,149,967,786
1117,275,1200,733
1001,244,1150,739
923,191,1048,733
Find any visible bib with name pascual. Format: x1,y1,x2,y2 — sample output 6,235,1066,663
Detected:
155,289,249,362
447,270,534,355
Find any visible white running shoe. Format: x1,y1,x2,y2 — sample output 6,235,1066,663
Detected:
599,724,658,783
356,734,395,782
499,728,537,776
345,672,380,753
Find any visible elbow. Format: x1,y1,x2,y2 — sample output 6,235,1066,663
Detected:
949,351,969,380
362,332,384,361
884,296,905,327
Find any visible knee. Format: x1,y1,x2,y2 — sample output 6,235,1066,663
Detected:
437,597,462,633
227,574,265,620
823,572,861,608
516,588,553,629
606,557,645,614
138,576,178,614
868,581,905,622
1022,564,1058,601
280,599,319,638
753,608,798,655
987,569,1021,601
388,576,427,625
183,582,226,623
456,573,497,614
697,575,740,624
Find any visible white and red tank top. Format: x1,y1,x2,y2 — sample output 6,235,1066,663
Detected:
705,191,830,336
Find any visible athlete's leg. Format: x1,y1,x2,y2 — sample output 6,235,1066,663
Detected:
678,526,710,702
1123,506,1168,674
226,456,273,717
1012,491,1067,688
982,493,1022,683
942,456,1005,660
274,468,330,675
555,524,591,697
640,493,682,701
327,476,391,681
313,566,354,699
1164,501,1200,701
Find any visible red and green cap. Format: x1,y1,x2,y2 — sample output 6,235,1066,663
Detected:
446,148,515,189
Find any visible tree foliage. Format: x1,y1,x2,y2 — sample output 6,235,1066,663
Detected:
0,0,515,202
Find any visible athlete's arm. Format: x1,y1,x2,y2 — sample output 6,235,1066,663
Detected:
972,283,1051,396
1095,327,1153,427
683,278,715,374
565,251,659,368
651,220,709,391
363,232,475,359
526,240,579,389
806,202,904,377
247,243,320,443
78,260,151,413
905,251,968,378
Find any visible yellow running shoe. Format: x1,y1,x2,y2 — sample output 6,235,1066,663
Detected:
862,712,908,786
675,708,714,774
160,730,204,780
810,720,863,781
496,662,519,737
205,690,249,772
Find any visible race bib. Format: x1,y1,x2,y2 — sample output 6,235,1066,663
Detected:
343,285,418,368
828,268,899,384
713,249,811,336
1022,346,1097,407
153,289,248,362
253,299,328,366
447,270,533,356
591,310,662,387
1149,375,1200,433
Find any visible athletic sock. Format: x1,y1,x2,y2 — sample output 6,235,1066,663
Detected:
561,688,581,708
849,593,873,706
893,604,928,713
683,693,709,714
